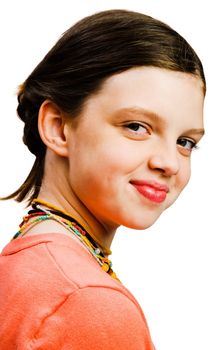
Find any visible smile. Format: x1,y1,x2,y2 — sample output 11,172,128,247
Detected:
130,180,169,203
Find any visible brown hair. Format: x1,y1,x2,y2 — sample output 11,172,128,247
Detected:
2,9,206,205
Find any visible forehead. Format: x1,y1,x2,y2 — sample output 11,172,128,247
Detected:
85,66,204,129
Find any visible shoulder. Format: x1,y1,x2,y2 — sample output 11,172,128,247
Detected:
29,285,154,350
0,233,109,288
0,234,155,349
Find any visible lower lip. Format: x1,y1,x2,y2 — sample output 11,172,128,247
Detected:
132,184,167,203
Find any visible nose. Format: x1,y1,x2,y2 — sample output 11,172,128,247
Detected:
148,142,180,177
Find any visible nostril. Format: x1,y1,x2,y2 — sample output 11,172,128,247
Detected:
148,154,180,176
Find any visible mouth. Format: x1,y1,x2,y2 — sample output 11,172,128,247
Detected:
130,180,169,204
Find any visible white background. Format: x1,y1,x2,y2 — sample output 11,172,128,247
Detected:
0,1,218,349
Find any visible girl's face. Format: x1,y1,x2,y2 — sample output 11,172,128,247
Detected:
66,67,204,231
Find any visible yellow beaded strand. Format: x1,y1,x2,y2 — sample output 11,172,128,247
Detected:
32,198,112,256
15,203,120,282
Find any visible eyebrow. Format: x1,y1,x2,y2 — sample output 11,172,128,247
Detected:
115,107,205,136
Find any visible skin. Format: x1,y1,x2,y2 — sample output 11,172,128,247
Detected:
30,67,204,252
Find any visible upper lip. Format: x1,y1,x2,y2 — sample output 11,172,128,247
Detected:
130,180,169,193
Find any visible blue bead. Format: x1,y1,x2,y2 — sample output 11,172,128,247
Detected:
13,232,20,239
94,248,101,255
74,229,81,236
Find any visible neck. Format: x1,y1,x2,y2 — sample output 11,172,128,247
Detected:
36,191,117,252
37,152,118,251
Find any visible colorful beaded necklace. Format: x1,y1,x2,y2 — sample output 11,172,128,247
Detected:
13,199,119,281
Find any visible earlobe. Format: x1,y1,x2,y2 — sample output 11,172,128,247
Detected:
38,100,69,157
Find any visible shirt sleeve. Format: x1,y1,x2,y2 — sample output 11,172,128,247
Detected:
28,286,155,350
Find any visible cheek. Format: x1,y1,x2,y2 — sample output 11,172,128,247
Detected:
68,144,122,193
74,140,141,178
177,161,191,191
68,140,144,211
166,164,191,210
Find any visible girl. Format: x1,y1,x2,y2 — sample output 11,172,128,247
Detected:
0,9,205,349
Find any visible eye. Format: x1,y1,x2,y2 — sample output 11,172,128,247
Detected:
177,138,198,152
124,122,149,135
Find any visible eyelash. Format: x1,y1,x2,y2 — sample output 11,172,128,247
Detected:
177,138,198,151
124,122,199,152
124,122,149,135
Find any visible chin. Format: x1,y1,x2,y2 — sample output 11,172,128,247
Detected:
122,212,163,230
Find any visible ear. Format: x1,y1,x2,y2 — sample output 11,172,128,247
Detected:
38,100,69,157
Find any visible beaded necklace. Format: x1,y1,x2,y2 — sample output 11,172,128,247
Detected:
13,199,119,281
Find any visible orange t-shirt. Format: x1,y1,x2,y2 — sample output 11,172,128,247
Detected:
0,233,155,349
